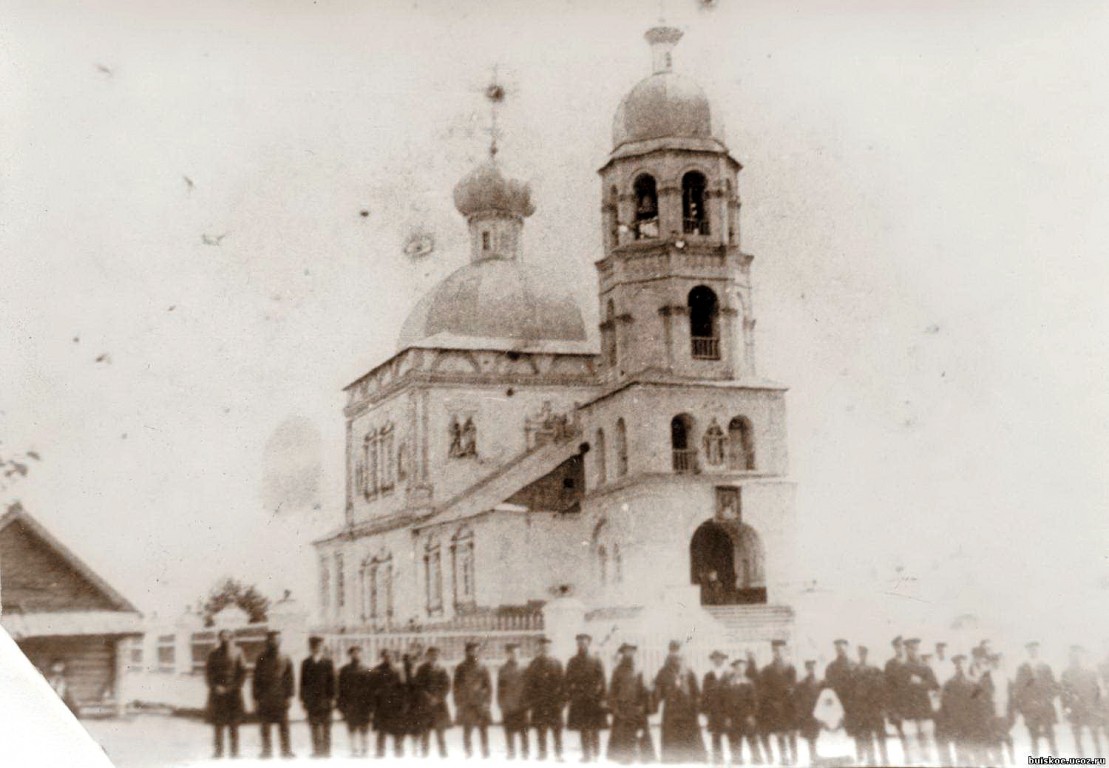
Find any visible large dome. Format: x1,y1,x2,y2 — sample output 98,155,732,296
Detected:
612,72,713,148
397,256,587,352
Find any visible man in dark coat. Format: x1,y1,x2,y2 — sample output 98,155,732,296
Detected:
725,657,762,766
337,646,373,757
824,639,855,736
898,638,939,764
252,630,296,759
608,643,655,764
939,654,978,765
1014,640,1059,756
498,642,530,760
852,645,889,767
883,635,908,760
1061,645,1103,757
525,636,566,761
299,636,336,757
794,659,823,764
413,645,452,758
701,650,730,765
758,639,797,766
566,633,608,763
371,648,408,757
454,641,493,758
205,630,246,759
653,640,707,764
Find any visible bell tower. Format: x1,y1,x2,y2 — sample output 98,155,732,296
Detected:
597,25,755,383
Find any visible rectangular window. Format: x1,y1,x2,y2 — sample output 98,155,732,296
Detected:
335,553,345,611
157,635,175,672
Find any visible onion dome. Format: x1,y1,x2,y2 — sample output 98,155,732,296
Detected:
452,160,536,219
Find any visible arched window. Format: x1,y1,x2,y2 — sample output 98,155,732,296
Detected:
598,544,608,586
703,419,726,466
728,417,756,470
334,553,345,611
671,413,697,473
595,428,607,485
381,424,395,492
688,286,720,360
615,418,628,477
383,554,394,621
424,538,443,614
682,171,709,235
359,557,373,622
633,174,659,240
364,431,378,497
604,300,618,367
725,179,736,244
608,185,620,247
452,528,476,609
362,433,374,498
354,454,366,497
397,439,408,483
319,556,331,616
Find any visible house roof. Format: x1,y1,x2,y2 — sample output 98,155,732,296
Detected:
1,610,143,639
0,503,141,616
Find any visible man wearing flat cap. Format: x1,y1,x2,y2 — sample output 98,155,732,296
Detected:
653,640,706,763
525,636,566,761
299,636,336,757
1061,644,1103,757
498,642,529,760
824,639,855,740
852,645,888,766
1014,641,1059,756
793,659,823,763
252,630,296,759
413,646,452,758
883,635,907,752
205,629,247,759
724,657,762,766
757,639,797,765
608,644,655,764
702,650,730,764
898,637,938,764
454,641,493,758
566,633,608,762
370,648,408,758
938,654,977,765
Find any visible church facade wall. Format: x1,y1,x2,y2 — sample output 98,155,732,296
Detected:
578,382,789,488
580,475,796,607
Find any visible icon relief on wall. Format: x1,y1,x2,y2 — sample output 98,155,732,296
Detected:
449,415,477,458
715,486,740,523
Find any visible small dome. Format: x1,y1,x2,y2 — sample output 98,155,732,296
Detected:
613,71,713,148
398,256,586,351
453,160,536,219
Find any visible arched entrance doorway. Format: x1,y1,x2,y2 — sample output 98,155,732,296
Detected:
689,520,767,605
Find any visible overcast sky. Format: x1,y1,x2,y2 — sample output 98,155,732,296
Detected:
2,0,1107,641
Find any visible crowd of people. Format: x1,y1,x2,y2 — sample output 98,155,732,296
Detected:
202,628,1109,765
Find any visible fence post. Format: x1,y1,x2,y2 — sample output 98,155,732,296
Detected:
174,610,202,675
269,594,310,661
542,596,586,662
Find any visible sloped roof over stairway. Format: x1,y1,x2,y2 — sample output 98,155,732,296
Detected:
316,434,584,544
414,436,584,532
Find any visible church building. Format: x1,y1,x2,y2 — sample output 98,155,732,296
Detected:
314,26,796,646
